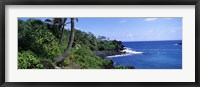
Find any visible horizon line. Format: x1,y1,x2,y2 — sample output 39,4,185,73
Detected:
121,40,182,42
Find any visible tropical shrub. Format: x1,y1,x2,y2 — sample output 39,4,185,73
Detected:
18,51,43,69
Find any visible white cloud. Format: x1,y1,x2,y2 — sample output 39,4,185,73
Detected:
145,18,158,21
119,20,127,23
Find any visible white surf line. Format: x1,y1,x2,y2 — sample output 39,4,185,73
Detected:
107,47,143,58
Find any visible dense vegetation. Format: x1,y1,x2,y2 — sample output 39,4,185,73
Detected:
18,18,128,69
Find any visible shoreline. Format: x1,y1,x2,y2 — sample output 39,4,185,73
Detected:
93,47,143,69
93,47,143,58
93,50,126,58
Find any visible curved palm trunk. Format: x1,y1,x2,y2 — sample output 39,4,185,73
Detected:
55,18,75,63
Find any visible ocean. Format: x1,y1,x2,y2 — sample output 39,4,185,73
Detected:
107,40,182,69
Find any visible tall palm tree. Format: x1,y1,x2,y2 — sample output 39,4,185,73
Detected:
55,18,78,63
45,18,68,44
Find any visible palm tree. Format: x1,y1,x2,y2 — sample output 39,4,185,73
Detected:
54,18,78,63
45,18,68,44
58,18,67,44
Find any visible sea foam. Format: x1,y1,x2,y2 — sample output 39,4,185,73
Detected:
107,47,143,58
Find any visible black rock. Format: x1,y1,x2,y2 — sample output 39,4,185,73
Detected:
127,66,135,69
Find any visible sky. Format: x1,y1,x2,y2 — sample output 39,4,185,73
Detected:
19,17,182,41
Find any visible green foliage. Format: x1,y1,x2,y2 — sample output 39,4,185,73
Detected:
30,28,62,60
18,19,62,60
45,18,68,43
73,30,121,51
97,40,117,51
18,18,127,69
71,48,103,69
62,48,115,69
18,51,43,69
18,19,47,51
73,30,98,51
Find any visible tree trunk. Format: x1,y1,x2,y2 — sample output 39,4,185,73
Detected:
59,18,67,44
59,24,65,44
55,18,75,63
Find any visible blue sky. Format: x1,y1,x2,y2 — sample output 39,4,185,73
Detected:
19,17,182,41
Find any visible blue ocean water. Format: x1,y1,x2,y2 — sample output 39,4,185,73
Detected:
108,40,182,69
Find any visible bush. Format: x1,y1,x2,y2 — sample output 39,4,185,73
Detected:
18,51,43,69
18,19,62,60
18,19,47,51
72,48,103,69
102,59,115,69
30,28,62,60
63,48,114,69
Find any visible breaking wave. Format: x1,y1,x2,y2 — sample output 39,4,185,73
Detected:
106,47,143,58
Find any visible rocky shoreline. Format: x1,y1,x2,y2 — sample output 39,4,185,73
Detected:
93,47,136,69
93,50,126,58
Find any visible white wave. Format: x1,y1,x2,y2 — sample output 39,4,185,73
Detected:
121,47,143,54
174,44,178,45
107,47,143,58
